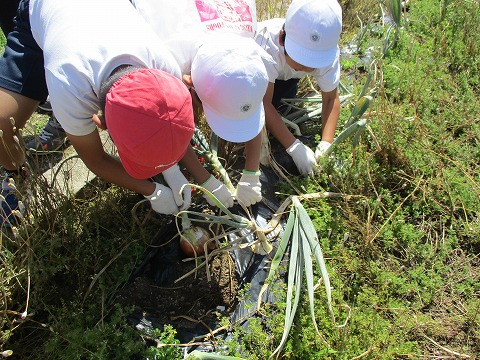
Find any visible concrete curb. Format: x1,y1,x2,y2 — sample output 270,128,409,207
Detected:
38,130,116,197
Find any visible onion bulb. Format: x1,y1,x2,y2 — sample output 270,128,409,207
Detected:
179,226,214,257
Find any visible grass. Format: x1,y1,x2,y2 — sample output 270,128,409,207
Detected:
1,0,480,358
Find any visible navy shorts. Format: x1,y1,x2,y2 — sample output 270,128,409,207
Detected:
0,0,20,36
272,78,300,114
0,0,48,102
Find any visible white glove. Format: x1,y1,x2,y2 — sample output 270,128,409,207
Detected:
144,182,179,215
162,164,191,211
201,175,235,208
286,139,317,178
315,141,332,161
235,170,262,207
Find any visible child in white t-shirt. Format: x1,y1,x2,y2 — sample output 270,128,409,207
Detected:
255,0,343,177
133,0,276,207
0,0,203,225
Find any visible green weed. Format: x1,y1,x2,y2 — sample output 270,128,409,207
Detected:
1,0,479,358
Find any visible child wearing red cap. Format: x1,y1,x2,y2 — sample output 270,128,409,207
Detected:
0,0,223,226
255,0,343,177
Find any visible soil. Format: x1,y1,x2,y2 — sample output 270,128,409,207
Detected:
115,136,294,344
115,228,240,343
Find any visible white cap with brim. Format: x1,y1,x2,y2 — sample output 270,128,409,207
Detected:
192,33,270,143
204,103,265,143
285,0,342,69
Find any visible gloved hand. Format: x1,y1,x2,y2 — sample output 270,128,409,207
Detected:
162,164,191,211
235,170,262,207
144,182,179,215
201,175,235,208
314,140,332,161
286,139,317,178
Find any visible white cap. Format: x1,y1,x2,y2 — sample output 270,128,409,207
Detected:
191,34,270,143
285,0,342,68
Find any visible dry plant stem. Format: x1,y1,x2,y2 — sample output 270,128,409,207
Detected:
175,229,261,283
50,155,81,189
267,154,303,195
45,326,96,356
146,310,261,350
190,308,259,343
170,314,214,338
299,192,350,200
281,116,302,135
368,175,424,245
335,303,352,328
366,123,381,150
350,346,376,360
131,198,153,227
23,264,31,319
1,117,24,169
264,195,294,233
421,334,471,358
227,252,235,299
81,240,135,306
430,148,479,192
11,227,32,320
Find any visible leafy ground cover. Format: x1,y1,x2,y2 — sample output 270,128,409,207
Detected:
1,0,479,358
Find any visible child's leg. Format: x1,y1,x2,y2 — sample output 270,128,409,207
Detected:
0,0,47,169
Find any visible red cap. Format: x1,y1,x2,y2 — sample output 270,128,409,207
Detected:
105,68,194,179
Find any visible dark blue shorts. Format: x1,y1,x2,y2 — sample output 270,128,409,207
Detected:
0,0,20,36
272,78,299,114
0,0,48,102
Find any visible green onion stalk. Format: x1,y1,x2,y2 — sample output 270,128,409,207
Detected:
178,127,273,256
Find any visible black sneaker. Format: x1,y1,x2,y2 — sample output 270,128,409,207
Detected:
37,97,52,113
27,116,68,152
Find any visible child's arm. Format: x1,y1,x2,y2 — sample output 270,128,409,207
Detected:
263,82,317,176
263,83,297,149
244,129,263,172
179,145,210,184
320,88,340,143
180,144,235,208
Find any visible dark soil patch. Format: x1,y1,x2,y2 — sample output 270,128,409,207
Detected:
116,231,239,341
115,137,291,343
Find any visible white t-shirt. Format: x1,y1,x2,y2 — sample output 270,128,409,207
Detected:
255,18,340,92
29,0,181,136
132,0,276,81
132,0,257,40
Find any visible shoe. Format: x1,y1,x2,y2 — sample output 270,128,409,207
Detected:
37,97,52,113
27,116,68,152
0,173,25,227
